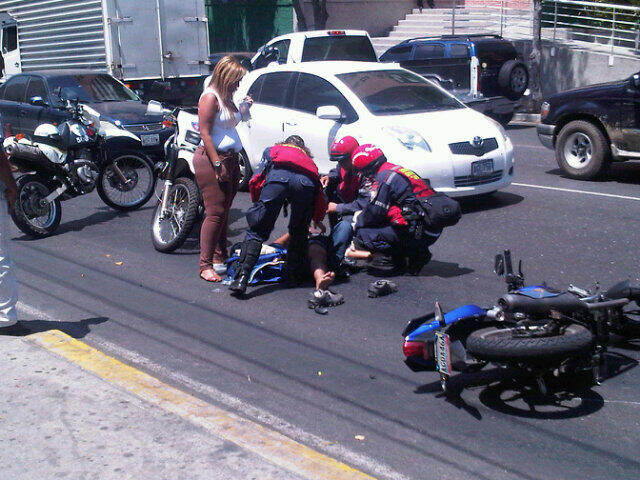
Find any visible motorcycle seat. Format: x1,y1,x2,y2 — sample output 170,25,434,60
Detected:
499,291,588,316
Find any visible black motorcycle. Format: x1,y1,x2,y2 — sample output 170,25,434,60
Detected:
4,98,155,238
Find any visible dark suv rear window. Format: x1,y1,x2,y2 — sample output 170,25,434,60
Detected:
302,35,377,62
380,45,412,62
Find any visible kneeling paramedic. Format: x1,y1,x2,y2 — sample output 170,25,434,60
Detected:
351,144,459,274
229,136,326,295
321,136,367,268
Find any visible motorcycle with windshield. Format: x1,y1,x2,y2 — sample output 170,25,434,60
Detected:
402,250,640,394
3,93,155,238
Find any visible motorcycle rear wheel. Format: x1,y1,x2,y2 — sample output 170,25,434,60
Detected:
11,174,62,238
151,177,200,253
98,152,155,211
466,323,594,365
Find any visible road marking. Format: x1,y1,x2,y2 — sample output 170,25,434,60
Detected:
511,182,640,202
27,329,377,480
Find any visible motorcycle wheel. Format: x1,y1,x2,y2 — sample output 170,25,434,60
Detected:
151,177,200,253
97,152,155,211
11,174,62,238
466,323,594,365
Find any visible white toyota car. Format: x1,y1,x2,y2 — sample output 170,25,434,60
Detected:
234,61,514,197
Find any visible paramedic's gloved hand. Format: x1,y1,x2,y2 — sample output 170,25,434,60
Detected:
327,202,338,213
320,175,330,189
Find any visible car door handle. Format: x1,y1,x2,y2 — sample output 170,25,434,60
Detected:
284,121,297,126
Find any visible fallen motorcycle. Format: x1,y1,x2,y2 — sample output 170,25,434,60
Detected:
402,250,640,394
4,96,155,238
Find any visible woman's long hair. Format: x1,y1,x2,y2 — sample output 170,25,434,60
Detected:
278,135,313,158
208,56,247,109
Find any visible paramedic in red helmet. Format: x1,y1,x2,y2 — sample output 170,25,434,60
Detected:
318,136,370,268
351,144,441,275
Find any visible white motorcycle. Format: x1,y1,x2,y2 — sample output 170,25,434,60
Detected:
149,101,203,252
4,96,155,238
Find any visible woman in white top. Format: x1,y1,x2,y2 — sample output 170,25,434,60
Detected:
195,56,252,282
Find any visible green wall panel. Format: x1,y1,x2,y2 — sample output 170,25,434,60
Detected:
206,0,293,53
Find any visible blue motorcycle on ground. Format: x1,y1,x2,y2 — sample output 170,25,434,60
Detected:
402,250,640,394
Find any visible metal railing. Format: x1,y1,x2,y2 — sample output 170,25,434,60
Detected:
445,0,639,57
541,0,640,55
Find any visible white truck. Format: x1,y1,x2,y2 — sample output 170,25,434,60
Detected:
0,0,210,103
250,29,378,69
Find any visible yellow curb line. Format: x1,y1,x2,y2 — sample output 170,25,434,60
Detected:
27,329,377,480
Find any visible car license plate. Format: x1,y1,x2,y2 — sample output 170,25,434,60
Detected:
471,159,494,177
141,133,160,146
434,332,452,376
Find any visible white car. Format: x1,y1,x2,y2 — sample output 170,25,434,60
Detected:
235,61,514,197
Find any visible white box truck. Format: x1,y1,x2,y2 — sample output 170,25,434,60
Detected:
0,0,211,103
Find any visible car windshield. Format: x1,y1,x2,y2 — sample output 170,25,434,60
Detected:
336,69,464,115
49,74,139,103
302,35,377,62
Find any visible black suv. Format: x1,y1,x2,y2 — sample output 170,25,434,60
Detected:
0,71,172,160
537,72,640,180
380,34,529,125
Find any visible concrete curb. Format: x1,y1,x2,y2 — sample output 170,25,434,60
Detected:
513,113,541,124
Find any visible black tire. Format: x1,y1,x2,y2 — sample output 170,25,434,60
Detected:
555,120,610,180
97,152,155,211
11,174,62,238
151,177,200,253
498,60,529,101
237,149,252,192
493,112,514,127
466,323,594,365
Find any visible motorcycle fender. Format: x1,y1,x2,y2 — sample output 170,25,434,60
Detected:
100,121,140,142
178,150,195,175
404,304,486,342
103,136,145,162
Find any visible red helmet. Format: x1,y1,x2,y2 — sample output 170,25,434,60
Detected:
330,135,359,162
351,144,385,171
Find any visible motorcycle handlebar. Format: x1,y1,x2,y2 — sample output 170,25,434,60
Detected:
584,298,629,311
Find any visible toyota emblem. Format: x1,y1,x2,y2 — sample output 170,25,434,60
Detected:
472,136,484,148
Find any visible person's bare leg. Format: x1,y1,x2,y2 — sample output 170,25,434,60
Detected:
273,232,290,247
308,244,335,290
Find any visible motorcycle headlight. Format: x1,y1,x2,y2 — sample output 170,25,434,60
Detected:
383,126,431,152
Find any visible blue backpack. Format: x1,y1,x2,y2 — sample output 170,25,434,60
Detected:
224,243,287,285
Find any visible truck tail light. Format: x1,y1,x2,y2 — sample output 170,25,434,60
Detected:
162,119,175,129
327,30,346,36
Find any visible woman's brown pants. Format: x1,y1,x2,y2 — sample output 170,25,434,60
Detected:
193,146,239,273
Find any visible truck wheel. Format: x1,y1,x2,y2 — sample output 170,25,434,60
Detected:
466,323,594,365
238,149,252,192
498,60,528,101
556,120,610,180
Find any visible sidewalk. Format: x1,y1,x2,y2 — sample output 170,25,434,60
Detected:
0,331,306,480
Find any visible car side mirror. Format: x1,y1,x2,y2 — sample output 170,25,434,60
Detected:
494,254,505,276
29,96,47,107
316,105,342,121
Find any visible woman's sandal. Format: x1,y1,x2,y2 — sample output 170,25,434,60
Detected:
200,269,222,282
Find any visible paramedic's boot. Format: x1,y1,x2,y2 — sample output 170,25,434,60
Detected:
229,239,262,295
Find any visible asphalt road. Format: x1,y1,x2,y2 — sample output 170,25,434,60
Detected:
12,125,640,480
